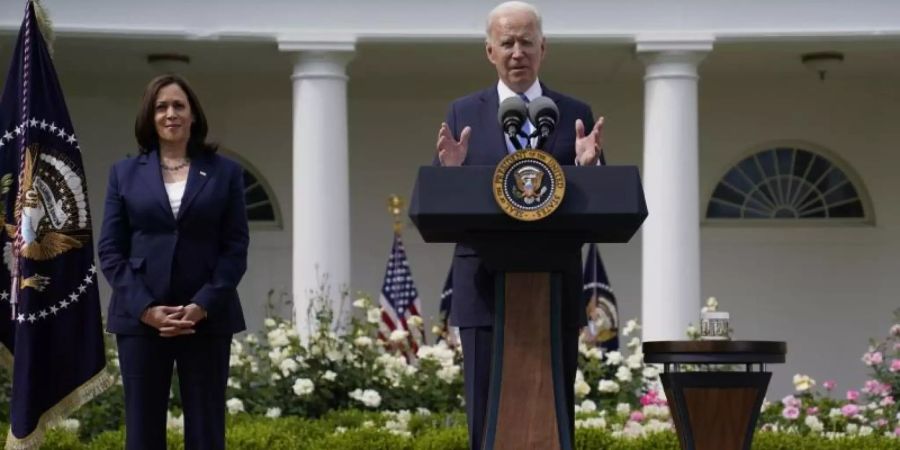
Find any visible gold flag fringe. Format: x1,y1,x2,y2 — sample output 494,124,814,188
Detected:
5,368,114,450
0,345,12,370
31,0,55,56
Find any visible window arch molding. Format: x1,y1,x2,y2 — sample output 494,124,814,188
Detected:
703,140,875,226
218,148,283,230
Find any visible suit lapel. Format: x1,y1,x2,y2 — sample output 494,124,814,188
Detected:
177,153,214,221
479,88,508,162
137,150,176,224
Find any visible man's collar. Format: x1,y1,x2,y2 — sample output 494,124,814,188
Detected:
497,79,542,103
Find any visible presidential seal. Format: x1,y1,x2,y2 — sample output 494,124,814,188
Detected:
492,149,565,221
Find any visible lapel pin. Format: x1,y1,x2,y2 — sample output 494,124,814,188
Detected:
200,171,207,177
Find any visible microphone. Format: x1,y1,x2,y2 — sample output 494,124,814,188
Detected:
497,96,528,150
527,96,559,149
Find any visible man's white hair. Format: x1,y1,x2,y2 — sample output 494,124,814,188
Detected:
485,1,543,43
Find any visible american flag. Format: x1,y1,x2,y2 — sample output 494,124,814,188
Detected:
378,232,424,354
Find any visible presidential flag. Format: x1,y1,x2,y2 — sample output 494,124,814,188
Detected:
582,243,619,351
378,232,425,355
436,268,460,347
0,2,112,448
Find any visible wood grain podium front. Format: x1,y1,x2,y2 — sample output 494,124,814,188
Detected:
642,341,787,450
410,166,647,450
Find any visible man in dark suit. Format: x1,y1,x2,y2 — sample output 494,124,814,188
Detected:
434,2,605,448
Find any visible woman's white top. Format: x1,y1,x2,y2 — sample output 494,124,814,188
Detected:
164,180,187,217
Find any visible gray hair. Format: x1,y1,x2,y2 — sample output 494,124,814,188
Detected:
485,1,543,43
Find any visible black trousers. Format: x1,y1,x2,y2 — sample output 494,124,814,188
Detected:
117,333,232,450
460,326,579,450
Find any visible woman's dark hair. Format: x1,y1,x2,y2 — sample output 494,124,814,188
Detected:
134,74,217,156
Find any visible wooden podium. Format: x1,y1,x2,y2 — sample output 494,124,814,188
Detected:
410,166,647,450
642,341,787,450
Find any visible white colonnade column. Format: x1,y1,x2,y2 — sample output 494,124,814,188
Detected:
636,37,713,341
279,38,355,336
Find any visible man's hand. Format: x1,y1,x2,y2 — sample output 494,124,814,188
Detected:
436,123,471,167
141,305,195,337
575,116,604,166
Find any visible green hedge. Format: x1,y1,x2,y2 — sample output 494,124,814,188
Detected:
13,417,898,450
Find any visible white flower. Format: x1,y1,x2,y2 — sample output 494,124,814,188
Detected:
598,380,620,393
642,366,660,379
367,307,381,324
437,365,461,383
293,378,315,396
264,318,276,328
389,329,410,343
626,337,641,349
322,370,337,381
829,408,842,418
574,370,592,398
407,315,423,328
267,328,290,348
580,399,597,414
268,348,287,365
166,412,184,433
626,352,643,369
245,334,258,344
615,366,633,382
605,351,623,365
616,403,631,416
279,358,299,376
859,426,873,436
353,297,369,309
361,420,375,428
805,415,823,433
226,398,244,415
846,423,859,435
705,297,718,310
417,407,431,416
350,389,382,408
792,374,816,392
575,417,606,429
227,377,241,389
265,407,282,418
622,320,640,337
228,354,244,368
584,347,603,360
354,336,374,348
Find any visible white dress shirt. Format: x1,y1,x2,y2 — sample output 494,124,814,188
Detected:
164,180,187,217
497,79,542,153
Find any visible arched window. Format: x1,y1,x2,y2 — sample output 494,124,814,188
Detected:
219,149,282,230
706,143,872,223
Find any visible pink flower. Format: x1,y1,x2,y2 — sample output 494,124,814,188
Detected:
862,351,883,366
881,396,895,407
846,390,860,402
863,380,882,394
640,390,659,406
822,380,837,391
806,407,819,416
891,324,900,337
895,426,900,437
841,404,860,417
629,411,645,422
874,419,888,428
781,395,801,408
891,359,900,373
782,406,800,420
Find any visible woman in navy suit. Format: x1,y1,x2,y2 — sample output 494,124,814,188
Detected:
98,74,249,450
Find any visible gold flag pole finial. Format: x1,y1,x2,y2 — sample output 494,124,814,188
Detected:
388,195,404,234
32,0,55,56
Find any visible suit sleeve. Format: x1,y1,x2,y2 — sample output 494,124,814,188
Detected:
97,164,158,319
191,162,249,315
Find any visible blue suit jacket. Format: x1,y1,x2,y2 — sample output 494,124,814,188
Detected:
98,150,248,335
441,84,603,328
